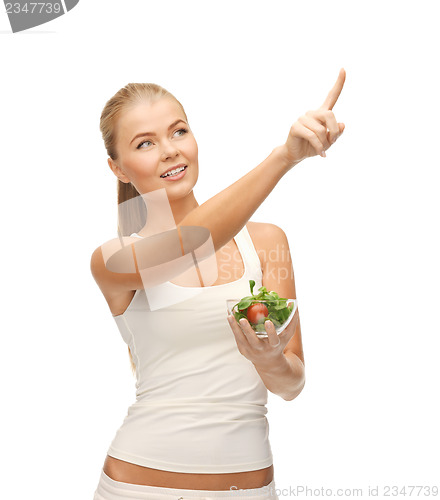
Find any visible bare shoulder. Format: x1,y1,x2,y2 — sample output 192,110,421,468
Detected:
90,236,139,275
246,221,287,240
246,221,289,268
90,235,142,296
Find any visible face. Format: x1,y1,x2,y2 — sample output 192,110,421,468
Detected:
108,97,199,199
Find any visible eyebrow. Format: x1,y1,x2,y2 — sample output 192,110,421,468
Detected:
130,119,188,145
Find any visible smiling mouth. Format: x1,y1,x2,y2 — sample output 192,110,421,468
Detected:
160,165,188,178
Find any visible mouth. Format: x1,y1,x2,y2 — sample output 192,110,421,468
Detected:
160,164,187,178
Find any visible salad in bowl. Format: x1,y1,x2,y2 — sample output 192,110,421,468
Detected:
227,280,298,338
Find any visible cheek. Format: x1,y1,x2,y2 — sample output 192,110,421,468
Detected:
128,153,158,174
188,139,198,160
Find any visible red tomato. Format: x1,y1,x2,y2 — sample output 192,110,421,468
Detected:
246,303,269,324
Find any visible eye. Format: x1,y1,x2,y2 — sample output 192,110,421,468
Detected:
137,139,153,149
174,128,188,137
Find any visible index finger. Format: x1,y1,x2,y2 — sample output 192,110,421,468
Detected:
320,68,346,110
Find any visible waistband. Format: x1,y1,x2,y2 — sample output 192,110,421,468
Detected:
96,469,279,499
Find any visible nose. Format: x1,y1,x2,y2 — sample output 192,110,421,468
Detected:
160,139,179,161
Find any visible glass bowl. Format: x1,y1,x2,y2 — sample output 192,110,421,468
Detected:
226,298,298,338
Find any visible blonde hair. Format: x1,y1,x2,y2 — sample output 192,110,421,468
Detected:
99,83,189,375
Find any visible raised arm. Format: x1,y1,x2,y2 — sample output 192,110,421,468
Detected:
177,66,346,247
91,69,346,292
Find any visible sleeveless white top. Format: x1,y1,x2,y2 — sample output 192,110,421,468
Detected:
107,224,274,473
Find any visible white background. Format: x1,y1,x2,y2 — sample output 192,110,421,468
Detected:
1,1,439,498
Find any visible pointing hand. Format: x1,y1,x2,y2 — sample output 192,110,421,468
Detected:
281,68,346,167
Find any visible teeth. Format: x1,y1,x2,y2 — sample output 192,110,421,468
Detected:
162,166,185,177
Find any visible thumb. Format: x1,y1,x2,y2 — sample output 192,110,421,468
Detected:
338,123,345,135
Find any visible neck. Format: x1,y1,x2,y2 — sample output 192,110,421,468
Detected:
169,190,199,225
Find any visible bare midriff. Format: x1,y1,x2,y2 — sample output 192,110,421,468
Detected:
103,455,274,490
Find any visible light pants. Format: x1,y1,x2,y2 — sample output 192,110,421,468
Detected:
93,469,280,500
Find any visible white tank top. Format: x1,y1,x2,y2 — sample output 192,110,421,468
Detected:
107,224,274,473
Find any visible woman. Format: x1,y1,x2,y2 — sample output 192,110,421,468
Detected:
91,69,346,499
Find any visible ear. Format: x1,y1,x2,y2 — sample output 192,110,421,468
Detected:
107,157,131,183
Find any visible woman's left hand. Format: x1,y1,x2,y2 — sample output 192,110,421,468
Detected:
227,309,299,371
